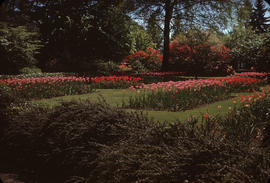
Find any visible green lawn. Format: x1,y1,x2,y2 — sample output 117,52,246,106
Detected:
31,88,255,122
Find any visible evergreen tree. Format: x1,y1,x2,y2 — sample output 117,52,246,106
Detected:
250,0,270,33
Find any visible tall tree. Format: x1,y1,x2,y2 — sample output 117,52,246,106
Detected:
132,0,238,71
250,0,270,33
146,9,163,49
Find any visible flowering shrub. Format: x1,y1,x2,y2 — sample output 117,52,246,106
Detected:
169,41,232,77
90,75,143,89
0,76,92,100
126,77,263,111
123,48,162,72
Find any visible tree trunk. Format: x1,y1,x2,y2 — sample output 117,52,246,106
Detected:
161,0,174,71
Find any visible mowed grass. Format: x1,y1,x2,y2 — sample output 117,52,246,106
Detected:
31,88,255,122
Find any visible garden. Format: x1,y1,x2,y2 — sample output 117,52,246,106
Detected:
1,0,270,183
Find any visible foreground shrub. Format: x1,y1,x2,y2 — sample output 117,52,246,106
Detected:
0,83,18,142
0,100,153,182
1,100,270,182
92,121,270,183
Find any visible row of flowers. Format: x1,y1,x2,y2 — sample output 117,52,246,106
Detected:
0,76,144,100
126,77,264,111
231,72,270,78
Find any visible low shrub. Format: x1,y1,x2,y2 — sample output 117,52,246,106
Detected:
92,121,270,183
0,83,17,141
1,99,270,182
0,72,74,80
19,67,42,74
95,60,120,76
0,100,153,182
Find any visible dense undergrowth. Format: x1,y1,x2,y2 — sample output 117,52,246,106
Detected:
1,85,270,183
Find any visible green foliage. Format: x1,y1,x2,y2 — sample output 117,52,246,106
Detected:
18,67,42,74
95,60,120,76
31,1,154,72
226,26,268,71
146,10,163,49
0,23,43,74
127,21,156,54
0,72,73,80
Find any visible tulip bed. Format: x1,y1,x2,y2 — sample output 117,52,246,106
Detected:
0,76,93,100
126,77,264,111
90,75,143,89
0,75,144,100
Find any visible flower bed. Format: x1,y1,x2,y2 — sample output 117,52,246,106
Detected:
130,72,186,84
209,77,263,92
90,75,143,89
126,77,264,111
0,76,92,100
231,72,270,79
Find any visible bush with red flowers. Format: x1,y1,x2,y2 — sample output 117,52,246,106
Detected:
123,48,162,72
169,41,232,77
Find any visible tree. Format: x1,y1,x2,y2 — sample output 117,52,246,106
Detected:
132,0,238,71
250,0,270,33
146,9,163,49
25,0,142,71
0,24,43,74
